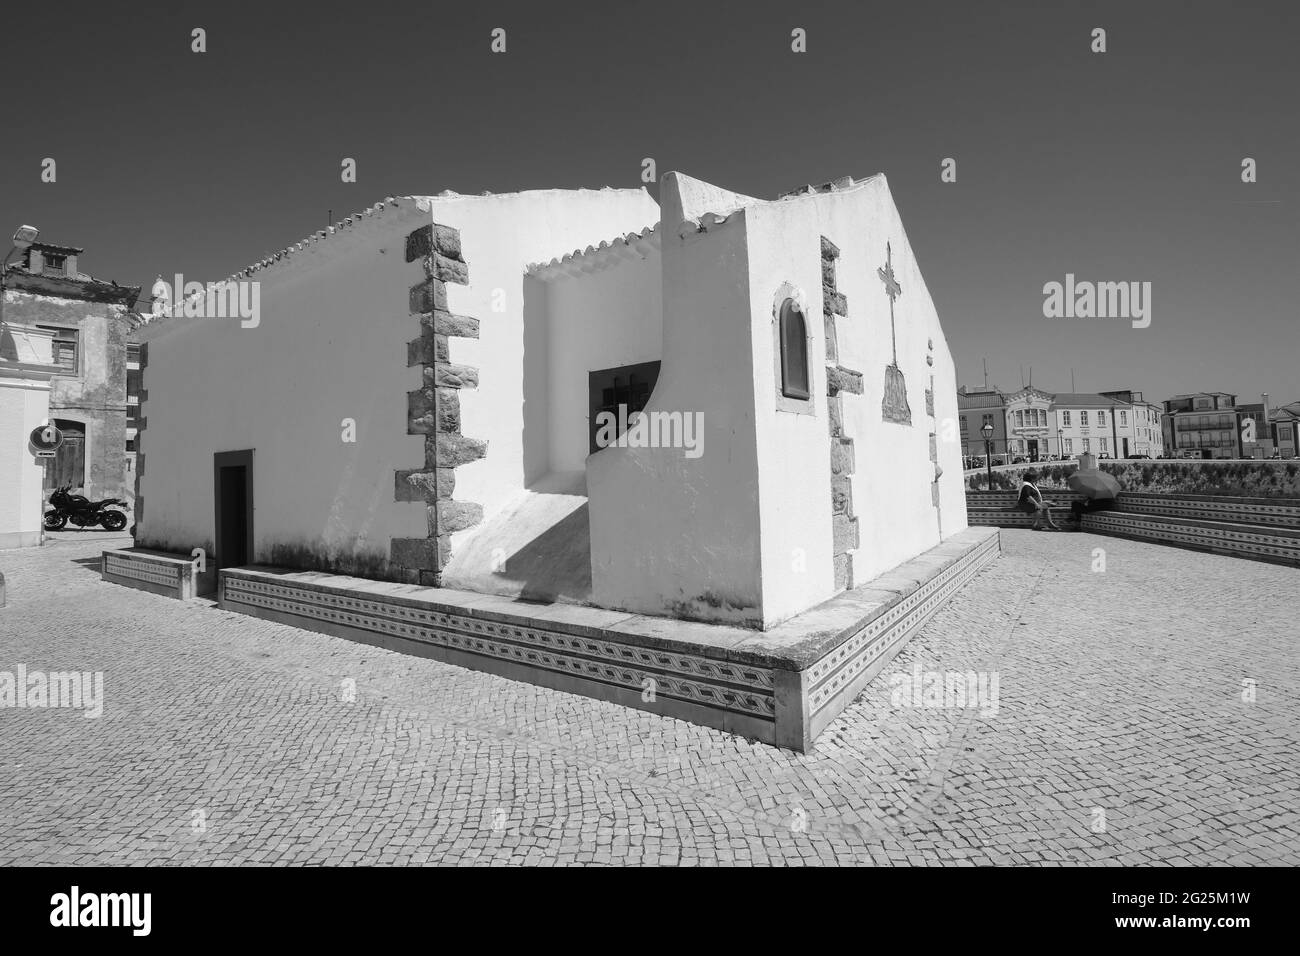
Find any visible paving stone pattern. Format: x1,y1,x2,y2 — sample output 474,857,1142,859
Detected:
0,531,1295,865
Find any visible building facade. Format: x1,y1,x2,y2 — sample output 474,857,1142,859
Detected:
957,386,1007,458
1271,402,1300,458
1,242,140,501
1098,389,1164,457
1050,393,1128,459
1162,392,1240,459
132,172,968,629
1003,386,1055,460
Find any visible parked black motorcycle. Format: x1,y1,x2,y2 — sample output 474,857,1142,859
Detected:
44,486,129,532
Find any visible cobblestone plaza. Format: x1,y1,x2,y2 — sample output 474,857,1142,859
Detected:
1,531,1295,866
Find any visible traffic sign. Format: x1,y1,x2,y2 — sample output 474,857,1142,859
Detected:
29,424,63,452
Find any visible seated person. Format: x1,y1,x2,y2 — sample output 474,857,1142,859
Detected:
1071,496,1119,520
1012,469,1062,531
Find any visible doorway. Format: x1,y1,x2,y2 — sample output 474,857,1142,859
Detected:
44,419,86,491
214,450,254,569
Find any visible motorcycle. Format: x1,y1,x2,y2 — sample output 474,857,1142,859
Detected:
44,486,129,532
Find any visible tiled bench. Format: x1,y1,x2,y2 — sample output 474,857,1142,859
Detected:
966,491,1087,529
1081,511,1300,567
102,548,217,600
1111,492,1300,529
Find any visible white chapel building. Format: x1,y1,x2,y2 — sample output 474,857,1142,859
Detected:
133,172,967,630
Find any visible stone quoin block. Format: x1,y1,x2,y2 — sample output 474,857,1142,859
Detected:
826,365,864,396
407,333,434,367
433,334,450,364
833,513,860,553
826,292,848,317
437,433,488,467
820,236,840,260
432,363,479,390
436,388,461,433
828,393,843,437
833,552,853,591
423,310,480,339
409,278,448,315
405,223,463,262
831,438,855,476
823,313,839,363
429,500,484,536
395,469,458,503
822,258,837,298
406,224,433,262
407,388,437,434
428,253,468,285
832,475,853,516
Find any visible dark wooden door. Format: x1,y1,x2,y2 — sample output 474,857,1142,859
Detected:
214,450,254,569
44,419,85,491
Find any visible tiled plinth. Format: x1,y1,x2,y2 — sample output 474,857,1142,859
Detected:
102,548,216,600
217,527,1001,751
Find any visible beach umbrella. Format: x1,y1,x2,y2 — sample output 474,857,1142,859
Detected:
1067,469,1121,499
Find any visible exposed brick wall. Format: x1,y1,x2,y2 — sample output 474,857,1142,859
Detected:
822,236,863,591
391,223,485,586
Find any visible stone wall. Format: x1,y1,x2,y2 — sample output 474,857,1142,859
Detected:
392,222,485,586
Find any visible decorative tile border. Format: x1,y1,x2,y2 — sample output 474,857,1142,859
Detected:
102,548,214,599
800,529,1001,743
1081,511,1300,566
1113,494,1300,528
220,571,776,735
392,222,485,586
217,528,1001,752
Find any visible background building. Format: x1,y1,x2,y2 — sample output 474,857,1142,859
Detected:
1162,392,1240,459
1051,393,1128,459
1,242,140,501
1098,389,1164,457
1271,401,1300,458
957,386,1007,458
1002,386,1055,460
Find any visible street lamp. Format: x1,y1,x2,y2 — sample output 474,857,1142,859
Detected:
980,421,994,489
0,225,39,334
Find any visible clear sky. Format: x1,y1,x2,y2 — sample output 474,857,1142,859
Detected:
2,0,1295,405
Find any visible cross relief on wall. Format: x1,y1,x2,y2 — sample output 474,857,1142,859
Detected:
878,241,912,425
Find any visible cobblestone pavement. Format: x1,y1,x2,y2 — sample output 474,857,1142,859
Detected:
1,531,1296,866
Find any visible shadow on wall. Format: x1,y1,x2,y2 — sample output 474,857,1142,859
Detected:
441,486,594,605
496,504,592,603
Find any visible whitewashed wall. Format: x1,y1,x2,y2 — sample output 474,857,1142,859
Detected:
589,177,767,627
137,189,658,572
434,189,659,561
136,204,429,569
755,176,966,586
0,327,57,548
538,246,663,477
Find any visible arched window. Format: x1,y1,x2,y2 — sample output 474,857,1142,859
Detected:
779,298,809,400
